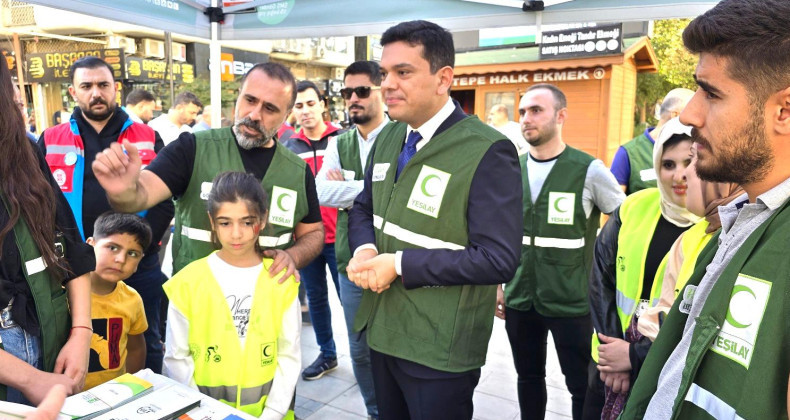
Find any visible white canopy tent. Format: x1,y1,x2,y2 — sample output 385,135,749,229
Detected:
19,0,720,125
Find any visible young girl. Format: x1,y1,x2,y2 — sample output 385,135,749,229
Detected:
163,171,300,420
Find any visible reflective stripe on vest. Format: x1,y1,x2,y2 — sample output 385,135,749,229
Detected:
181,225,293,248
684,383,745,420
199,381,273,406
373,214,464,251
522,236,586,249
44,115,155,239
25,257,47,276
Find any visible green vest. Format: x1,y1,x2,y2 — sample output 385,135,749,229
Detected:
592,188,664,362
622,198,790,420
354,118,506,372
622,132,656,194
334,129,366,273
0,193,70,401
505,146,599,317
163,254,297,418
172,128,309,274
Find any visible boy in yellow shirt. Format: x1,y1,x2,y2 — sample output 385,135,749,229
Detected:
84,212,150,389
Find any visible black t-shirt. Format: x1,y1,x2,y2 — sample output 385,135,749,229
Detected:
37,108,174,255
0,144,95,335
146,131,322,224
640,215,689,300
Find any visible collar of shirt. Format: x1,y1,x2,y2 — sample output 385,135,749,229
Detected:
406,97,454,151
718,176,790,233
357,116,390,143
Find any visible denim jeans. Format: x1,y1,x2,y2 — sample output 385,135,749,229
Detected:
124,252,167,373
339,273,378,417
301,243,339,359
0,324,42,404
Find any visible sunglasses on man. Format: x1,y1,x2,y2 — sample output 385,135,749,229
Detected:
339,86,381,100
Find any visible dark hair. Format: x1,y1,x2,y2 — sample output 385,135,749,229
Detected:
296,80,323,100
0,58,65,274
93,212,152,250
663,133,692,152
683,0,790,105
381,20,454,73
240,62,297,109
206,171,270,256
70,56,115,84
173,91,203,109
344,61,382,85
126,89,155,106
526,83,567,111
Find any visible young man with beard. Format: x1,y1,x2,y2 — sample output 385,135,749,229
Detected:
498,84,624,420
282,81,344,381
91,62,324,291
147,91,202,145
315,60,389,419
620,1,790,418
346,21,522,419
37,57,174,374
124,89,156,124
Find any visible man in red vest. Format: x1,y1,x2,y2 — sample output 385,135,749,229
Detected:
37,56,174,375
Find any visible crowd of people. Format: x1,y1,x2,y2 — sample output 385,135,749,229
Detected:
1,0,790,419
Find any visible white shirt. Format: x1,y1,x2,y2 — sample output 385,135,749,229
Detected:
525,152,624,217
163,256,302,420
491,121,528,156
148,114,191,145
208,253,259,347
316,117,390,209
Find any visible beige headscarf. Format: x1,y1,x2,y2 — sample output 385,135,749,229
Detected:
652,117,701,228
700,179,745,233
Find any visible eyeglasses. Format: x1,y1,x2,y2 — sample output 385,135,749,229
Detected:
339,86,381,100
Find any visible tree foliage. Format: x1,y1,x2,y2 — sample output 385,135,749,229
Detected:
635,19,698,127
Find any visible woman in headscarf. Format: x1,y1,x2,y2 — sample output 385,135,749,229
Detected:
0,55,94,404
637,144,744,341
584,118,700,420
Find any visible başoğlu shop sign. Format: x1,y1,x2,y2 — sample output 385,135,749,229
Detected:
126,56,195,83
539,23,623,60
452,67,608,87
25,48,125,82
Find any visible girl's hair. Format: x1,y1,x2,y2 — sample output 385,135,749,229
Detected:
662,133,692,152
0,50,66,275
206,171,270,256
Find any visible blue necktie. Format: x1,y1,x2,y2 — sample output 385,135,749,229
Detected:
396,130,422,181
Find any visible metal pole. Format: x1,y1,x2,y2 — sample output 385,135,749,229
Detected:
209,0,221,128
165,31,175,110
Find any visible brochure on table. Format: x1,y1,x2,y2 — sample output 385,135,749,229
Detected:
54,369,256,420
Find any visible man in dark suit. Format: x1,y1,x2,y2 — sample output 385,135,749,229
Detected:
346,20,523,420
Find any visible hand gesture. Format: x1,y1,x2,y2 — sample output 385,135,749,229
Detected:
348,253,396,293
91,140,142,200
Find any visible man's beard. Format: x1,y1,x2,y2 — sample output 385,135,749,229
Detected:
524,117,557,148
233,117,277,150
349,106,371,125
82,99,115,121
692,114,773,185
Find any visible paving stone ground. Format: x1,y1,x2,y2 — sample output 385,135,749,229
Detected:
295,285,573,420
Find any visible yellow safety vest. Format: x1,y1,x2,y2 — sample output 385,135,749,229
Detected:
592,188,664,362
163,253,298,418
673,220,712,296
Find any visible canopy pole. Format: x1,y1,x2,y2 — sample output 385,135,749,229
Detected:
209,0,222,128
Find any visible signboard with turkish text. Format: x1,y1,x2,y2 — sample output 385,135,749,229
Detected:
25,48,125,83
452,67,609,88
539,24,623,60
126,56,195,83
